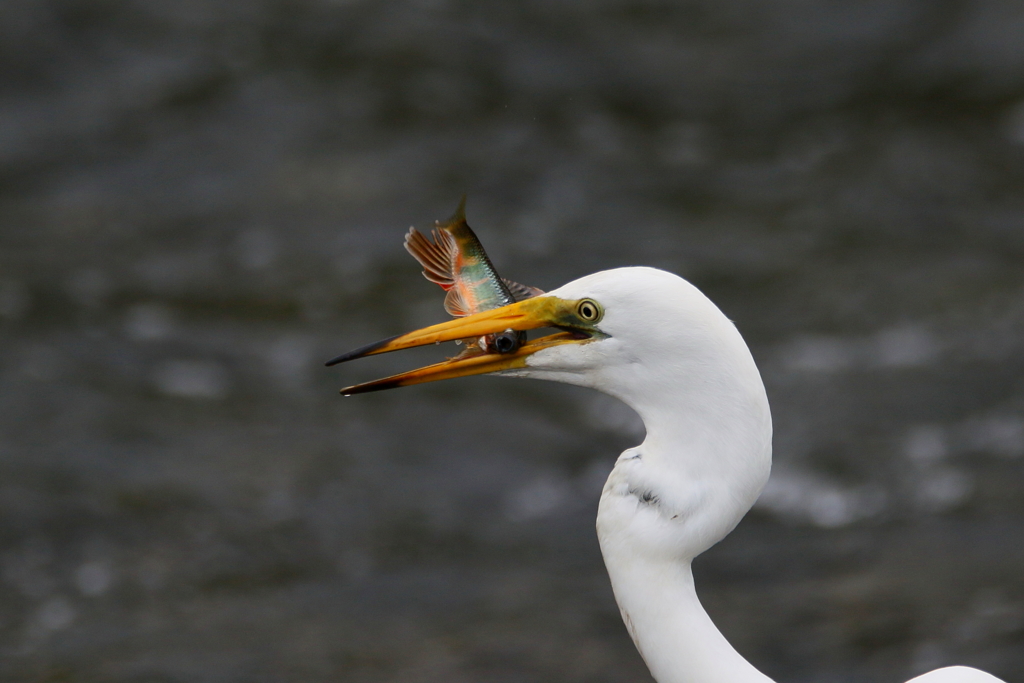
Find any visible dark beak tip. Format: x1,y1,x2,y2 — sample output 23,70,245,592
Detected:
324,334,403,368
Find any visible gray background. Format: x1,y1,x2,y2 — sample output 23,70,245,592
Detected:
1,1,1023,681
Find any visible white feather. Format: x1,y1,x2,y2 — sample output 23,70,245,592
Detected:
502,267,1003,683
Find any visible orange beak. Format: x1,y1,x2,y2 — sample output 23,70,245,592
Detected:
325,296,595,395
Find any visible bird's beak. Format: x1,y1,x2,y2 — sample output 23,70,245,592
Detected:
325,296,593,394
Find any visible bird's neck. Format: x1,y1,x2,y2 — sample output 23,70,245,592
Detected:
604,557,774,683
595,339,774,683
597,431,775,683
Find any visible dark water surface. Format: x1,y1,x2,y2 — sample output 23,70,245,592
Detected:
2,1,1024,681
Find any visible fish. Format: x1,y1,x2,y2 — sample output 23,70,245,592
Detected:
404,197,544,356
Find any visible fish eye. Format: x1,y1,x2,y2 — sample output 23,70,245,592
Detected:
576,299,602,322
492,329,521,354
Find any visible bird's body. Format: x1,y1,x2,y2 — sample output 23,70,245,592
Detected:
329,254,1006,682
906,668,1006,682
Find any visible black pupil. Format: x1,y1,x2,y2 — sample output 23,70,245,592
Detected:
582,304,594,319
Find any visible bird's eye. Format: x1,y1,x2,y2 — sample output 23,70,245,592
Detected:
576,299,602,322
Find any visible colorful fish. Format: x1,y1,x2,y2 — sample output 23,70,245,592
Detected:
404,197,543,355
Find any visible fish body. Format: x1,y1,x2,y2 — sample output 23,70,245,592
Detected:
405,198,543,355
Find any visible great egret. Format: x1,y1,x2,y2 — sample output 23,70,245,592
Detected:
328,266,1005,683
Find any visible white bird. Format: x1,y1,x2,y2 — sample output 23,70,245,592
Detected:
328,266,1006,683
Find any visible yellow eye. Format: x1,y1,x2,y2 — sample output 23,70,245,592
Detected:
576,299,602,322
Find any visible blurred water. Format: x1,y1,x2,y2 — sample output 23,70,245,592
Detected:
1,1,1023,681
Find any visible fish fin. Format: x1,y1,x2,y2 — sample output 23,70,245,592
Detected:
404,226,457,289
502,279,545,301
445,195,468,226
450,343,485,361
444,287,469,317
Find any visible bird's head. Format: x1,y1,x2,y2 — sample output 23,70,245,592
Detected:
329,266,773,538
328,267,764,420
